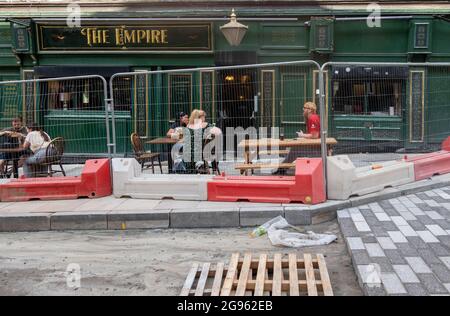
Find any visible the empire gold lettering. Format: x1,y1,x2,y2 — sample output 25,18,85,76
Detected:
114,28,169,46
81,28,110,46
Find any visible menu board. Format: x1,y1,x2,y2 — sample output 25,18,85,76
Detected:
410,71,424,142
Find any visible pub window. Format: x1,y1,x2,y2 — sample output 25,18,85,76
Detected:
331,66,407,116
40,79,104,111
112,76,133,112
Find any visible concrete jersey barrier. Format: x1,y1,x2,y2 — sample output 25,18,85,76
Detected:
327,155,415,200
112,158,213,201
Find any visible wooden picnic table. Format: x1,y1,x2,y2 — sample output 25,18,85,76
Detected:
237,137,338,175
146,137,179,173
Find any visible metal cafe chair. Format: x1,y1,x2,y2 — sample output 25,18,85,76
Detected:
38,137,67,177
131,132,163,174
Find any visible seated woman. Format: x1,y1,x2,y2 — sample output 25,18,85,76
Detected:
19,123,54,178
174,109,222,174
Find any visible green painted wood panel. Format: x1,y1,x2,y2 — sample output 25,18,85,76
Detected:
280,72,306,138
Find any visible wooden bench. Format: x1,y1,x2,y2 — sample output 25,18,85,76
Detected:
235,162,295,175
257,149,290,156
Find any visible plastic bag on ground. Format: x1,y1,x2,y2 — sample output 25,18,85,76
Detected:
251,215,337,248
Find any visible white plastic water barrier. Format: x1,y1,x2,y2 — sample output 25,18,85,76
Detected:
327,155,415,200
112,158,213,201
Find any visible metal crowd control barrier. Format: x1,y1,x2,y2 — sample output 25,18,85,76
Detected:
0,75,111,160
109,60,328,193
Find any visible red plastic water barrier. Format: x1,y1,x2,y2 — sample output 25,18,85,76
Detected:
405,152,450,181
0,159,111,202
207,158,325,204
442,136,450,152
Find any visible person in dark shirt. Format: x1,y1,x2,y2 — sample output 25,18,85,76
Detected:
0,117,28,174
166,112,189,138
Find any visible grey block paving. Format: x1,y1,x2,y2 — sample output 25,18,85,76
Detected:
418,249,443,265
416,231,440,243
377,237,397,250
385,250,407,265
361,236,377,243
380,221,398,231
384,208,400,217
417,274,449,294
404,283,429,296
405,257,432,274
397,243,420,257
440,257,450,270
365,243,386,257
388,231,408,243
339,186,450,296
429,264,450,283
347,237,365,250
351,250,372,265
429,244,450,257
381,273,407,294
407,220,427,231
370,257,395,273
393,265,420,283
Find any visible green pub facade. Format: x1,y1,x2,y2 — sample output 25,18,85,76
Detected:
1,0,450,156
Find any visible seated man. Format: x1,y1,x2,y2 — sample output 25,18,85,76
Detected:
279,102,321,172
0,117,28,175
166,112,189,138
297,101,320,139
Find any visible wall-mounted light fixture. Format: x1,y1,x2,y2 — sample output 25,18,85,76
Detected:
220,9,248,46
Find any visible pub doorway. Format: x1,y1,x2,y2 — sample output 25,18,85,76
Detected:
218,69,257,129
217,69,257,156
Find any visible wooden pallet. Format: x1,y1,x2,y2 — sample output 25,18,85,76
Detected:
180,253,333,296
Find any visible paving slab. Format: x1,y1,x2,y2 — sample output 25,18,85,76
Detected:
74,196,126,212
111,198,161,211
153,200,201,210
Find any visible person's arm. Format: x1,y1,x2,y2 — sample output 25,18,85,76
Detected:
22,141,31,150
301,131,320,139
20,134,31,150
211,126,222,136
166,128,175,138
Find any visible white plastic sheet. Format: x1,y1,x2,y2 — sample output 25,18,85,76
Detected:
252,216,337,248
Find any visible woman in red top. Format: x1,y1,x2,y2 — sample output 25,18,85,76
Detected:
297,101,320,139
